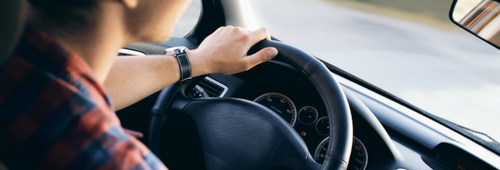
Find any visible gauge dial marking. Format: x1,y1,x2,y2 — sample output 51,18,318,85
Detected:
314,136,368,170
315,116,330,136
254,93,297,126
298,106,318,125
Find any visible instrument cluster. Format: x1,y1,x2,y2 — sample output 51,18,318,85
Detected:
253,92,368,170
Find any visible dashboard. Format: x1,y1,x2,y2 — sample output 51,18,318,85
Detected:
117,54,500,170
176,60,498,170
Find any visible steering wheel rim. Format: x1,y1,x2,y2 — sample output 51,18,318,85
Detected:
149,40,353,170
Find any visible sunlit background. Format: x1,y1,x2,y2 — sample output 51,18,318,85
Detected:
174,0,500,142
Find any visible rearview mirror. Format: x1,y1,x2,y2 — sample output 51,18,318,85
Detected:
450,0,500,49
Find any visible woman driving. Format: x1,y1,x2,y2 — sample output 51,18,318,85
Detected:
0,0,278,169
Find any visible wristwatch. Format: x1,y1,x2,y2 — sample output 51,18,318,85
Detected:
165,46,192,83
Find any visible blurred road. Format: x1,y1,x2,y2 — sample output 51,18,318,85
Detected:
251,0,500,141
174,0,500,141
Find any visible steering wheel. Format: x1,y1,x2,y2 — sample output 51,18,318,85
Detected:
148,40,353,170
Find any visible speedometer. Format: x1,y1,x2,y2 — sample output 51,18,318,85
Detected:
314,136,368,170
254,93,297,126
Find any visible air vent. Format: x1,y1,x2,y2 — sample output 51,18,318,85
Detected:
198,76,228,97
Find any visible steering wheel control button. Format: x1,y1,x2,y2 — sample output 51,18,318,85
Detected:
188,85,209,98
298,106,318,125
315,116,329,136
254,93,297,126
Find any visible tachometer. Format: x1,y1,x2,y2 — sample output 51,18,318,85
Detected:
254,93,297,126
314,136,368,170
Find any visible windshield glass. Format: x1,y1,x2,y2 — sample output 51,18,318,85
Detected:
172,0,201,37
251,0,500,142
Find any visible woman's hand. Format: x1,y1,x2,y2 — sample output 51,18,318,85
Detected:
189,26,279,76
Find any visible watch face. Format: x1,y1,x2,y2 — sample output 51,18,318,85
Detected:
165,46,189,56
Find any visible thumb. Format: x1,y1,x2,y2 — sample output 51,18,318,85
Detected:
245,47,278,66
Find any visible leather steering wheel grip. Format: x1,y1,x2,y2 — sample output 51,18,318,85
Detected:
149,40,353,170
250,40,353,170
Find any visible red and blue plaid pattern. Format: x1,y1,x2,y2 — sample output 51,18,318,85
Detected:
0,26,168,170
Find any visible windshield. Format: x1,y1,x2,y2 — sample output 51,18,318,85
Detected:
251,0,500,143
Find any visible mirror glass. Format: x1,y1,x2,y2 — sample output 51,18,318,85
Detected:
451,0,500,48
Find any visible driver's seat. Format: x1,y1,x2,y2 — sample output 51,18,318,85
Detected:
0,0,28,169
0,0,28,63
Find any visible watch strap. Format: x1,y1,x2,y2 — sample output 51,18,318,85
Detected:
175,52,192,83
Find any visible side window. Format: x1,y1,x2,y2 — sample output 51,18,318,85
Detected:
172,0,202,37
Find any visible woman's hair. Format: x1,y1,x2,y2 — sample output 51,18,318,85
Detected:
28,0,98,34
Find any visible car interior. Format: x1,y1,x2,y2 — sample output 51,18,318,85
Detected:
3,0,500,170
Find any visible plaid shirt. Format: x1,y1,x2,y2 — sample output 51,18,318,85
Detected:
0,26,168,170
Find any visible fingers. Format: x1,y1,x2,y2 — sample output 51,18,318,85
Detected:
245,47,278,68
249,27,271,42
215,26,270,43
193,26,276,75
